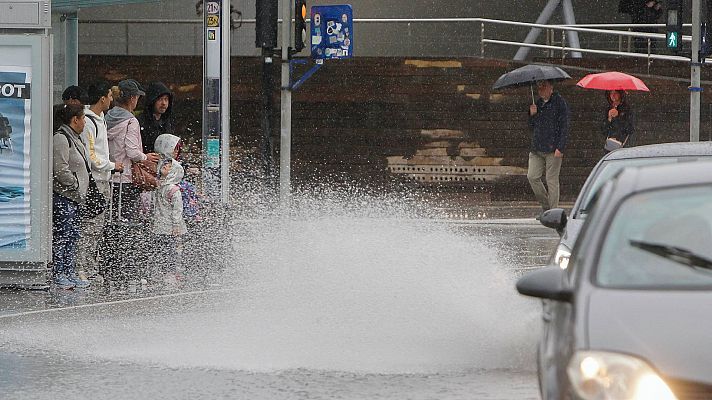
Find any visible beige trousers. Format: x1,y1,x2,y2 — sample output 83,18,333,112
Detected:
527,151,563,211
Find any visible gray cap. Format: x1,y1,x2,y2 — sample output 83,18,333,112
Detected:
118,79,146,97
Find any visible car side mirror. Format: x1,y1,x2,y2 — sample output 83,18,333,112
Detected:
539,208,567,236
516,266,573,302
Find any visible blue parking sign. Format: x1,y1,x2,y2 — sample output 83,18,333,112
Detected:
310,5,353,60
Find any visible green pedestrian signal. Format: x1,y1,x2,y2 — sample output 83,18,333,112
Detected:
667,31,679,49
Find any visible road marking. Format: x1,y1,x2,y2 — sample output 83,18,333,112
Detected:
0,287,241,320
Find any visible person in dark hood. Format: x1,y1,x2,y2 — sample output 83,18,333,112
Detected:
601,90,635,152
138,81,174,153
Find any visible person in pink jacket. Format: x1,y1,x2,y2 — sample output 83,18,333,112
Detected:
106,79,159,221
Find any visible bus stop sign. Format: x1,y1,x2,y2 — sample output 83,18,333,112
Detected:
311,4,353,61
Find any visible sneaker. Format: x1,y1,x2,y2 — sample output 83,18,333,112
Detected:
90,274,105,285
68,274,91,289
52,275,76,290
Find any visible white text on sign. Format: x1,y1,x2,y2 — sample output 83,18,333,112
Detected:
0,83,28,99
206,2,220,14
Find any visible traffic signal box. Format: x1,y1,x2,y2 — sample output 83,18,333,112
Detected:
295,0,307,52
666,0,683,49
256,0,278,48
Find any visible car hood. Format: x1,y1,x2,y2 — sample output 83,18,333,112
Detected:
587,290,712,385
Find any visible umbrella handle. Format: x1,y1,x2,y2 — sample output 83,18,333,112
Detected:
531,84,535,104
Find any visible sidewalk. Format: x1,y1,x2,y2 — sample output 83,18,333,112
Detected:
419,194,574,220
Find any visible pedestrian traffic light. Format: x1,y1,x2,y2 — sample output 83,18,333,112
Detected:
294,0,307,52
666,0,683,49
256,0,278,48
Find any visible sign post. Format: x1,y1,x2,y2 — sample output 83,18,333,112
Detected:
203,0,231,203
279,4,354,203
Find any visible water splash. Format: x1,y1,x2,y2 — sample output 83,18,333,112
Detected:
0,189,540,374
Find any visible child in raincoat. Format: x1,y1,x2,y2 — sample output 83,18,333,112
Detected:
152,133,187,284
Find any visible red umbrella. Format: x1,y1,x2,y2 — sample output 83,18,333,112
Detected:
576,71,650,92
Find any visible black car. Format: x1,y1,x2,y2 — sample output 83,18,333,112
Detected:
544,142,712,269
517,161,712,399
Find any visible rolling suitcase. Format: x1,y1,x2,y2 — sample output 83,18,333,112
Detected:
99,176,145,282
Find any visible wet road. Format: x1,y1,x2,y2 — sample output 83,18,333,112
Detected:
0,209,558,400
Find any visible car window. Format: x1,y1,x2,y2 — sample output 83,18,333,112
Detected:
577,156,712,218
566,181,609,282
596,185,712,289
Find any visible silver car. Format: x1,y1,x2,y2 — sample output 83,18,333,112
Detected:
544,141,712,270
518,160,712,399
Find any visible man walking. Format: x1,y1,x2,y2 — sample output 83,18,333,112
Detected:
138,81,175,153
77,81,123,281
527,79,569,213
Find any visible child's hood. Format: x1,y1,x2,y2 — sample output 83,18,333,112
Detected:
154,133,181,158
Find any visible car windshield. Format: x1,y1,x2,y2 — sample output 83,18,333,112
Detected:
577,156,712,218
596,185,712,289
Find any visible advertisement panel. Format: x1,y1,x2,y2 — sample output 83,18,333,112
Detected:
0,65,32,250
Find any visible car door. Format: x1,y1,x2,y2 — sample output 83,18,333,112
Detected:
538,183,612,399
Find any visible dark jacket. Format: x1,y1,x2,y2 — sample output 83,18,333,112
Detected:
630,0,662,24
138,81,174,153
528,92,570,153
601,95,635,147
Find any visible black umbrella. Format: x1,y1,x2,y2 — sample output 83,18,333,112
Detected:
492,64,571,103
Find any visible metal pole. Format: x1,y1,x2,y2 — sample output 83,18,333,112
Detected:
65,12,79,86
560,0,582,57
261,48,275,179
280,0,293,203
221,0,231,203
514,0,561,61
692,0,701,142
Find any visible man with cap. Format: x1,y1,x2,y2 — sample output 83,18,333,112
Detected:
138,81,175,153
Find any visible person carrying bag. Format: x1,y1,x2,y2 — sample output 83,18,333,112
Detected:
601,90,635,153
106,79,159,221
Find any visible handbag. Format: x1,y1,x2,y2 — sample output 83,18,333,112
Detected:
131,159,158,191
82,177,107,219
604,137,623,152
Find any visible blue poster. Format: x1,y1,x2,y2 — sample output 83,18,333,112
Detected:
311,5,353,61
0,66,32,249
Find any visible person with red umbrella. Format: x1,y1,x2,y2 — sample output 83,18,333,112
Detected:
601,90,635,152
577,71,649,152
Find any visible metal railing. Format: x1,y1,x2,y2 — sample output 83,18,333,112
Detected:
79,17,699,65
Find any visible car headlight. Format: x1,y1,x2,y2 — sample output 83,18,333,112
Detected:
567,351,678,400
553,244,571,270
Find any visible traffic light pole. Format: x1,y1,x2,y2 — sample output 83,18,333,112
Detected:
280,0,293,203
691,0,702,142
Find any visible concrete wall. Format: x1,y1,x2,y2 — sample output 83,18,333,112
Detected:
65,0,648,58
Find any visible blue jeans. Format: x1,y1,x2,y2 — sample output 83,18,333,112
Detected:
52,193,81,277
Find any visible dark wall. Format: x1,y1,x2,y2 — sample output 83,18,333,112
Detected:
79,54,712,200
